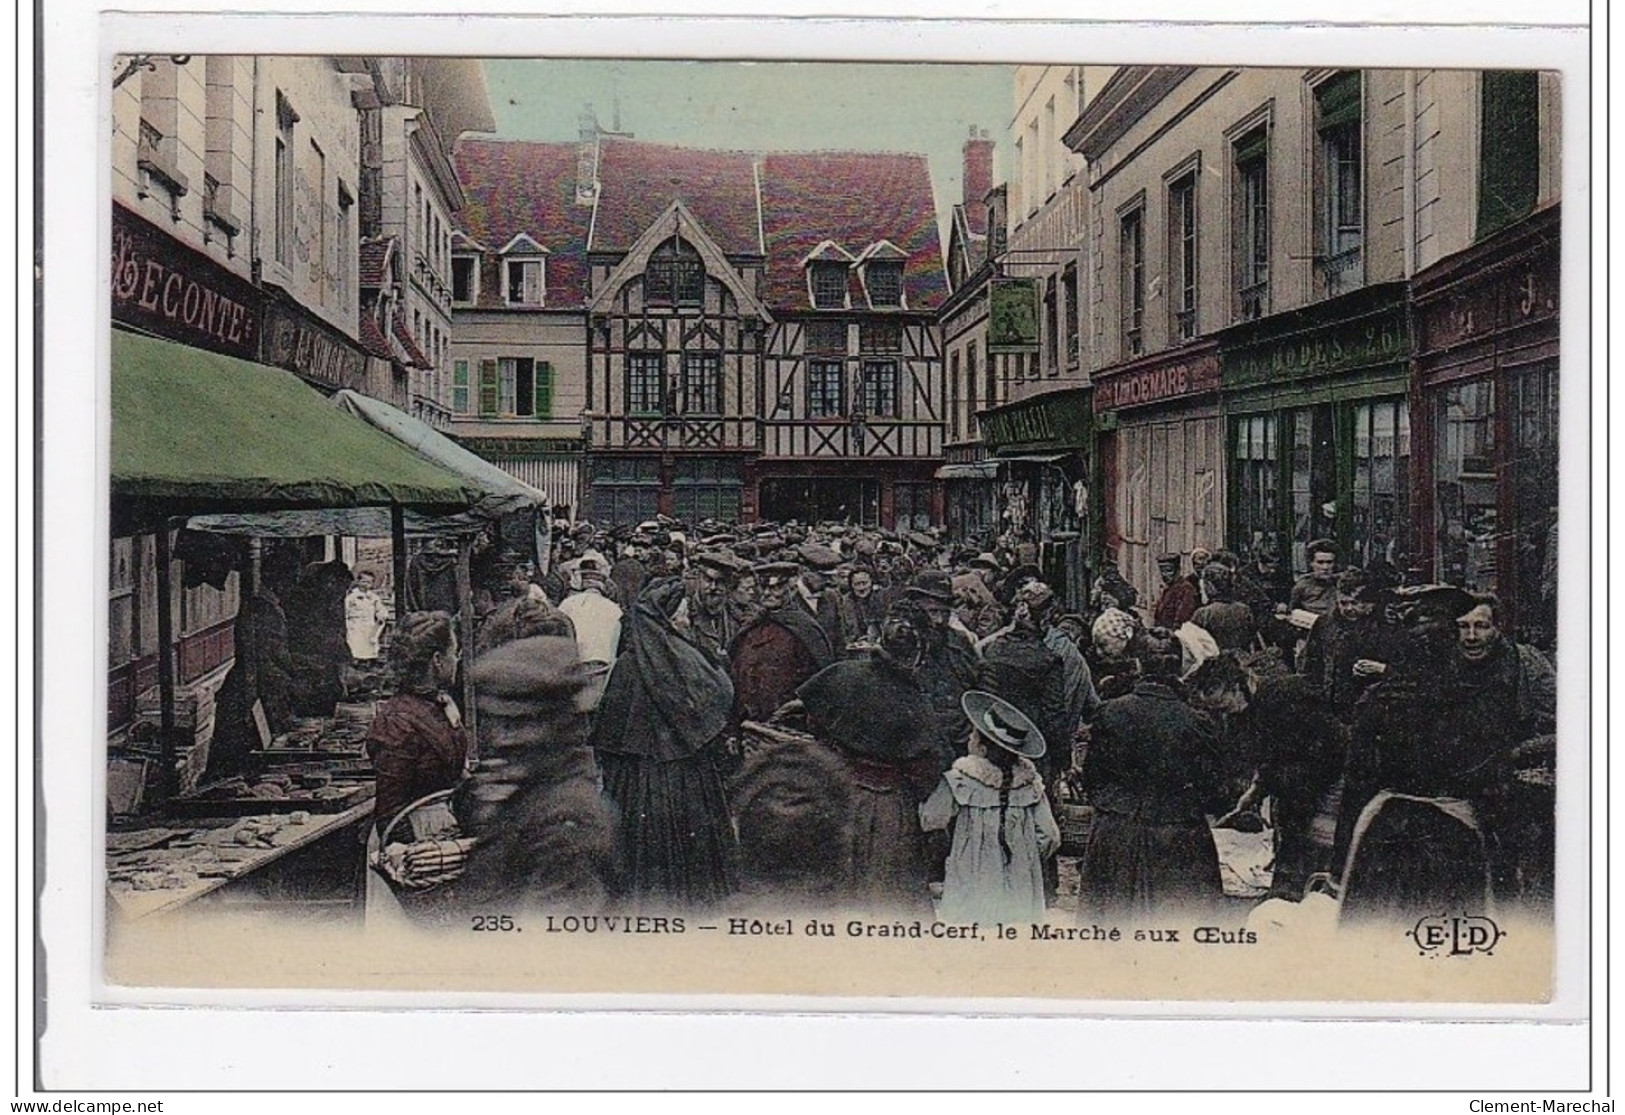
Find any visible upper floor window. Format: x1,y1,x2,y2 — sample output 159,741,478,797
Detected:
1232,125,1270,322
1119,204,1145,359
1043,275,1059,374
860,360,900,418
1061,263,1080,366
1477,70,1541,241
646,237,704,306
806,319,847,354
1167,170,1199,342
859,320,903,354
806,359,845,418
452,254,478,304
1315,71,1364,295
626,353,667,416
865,262,904,308
682,353,722,415
274,91,297,265
810,262,849,310
499,233,547,306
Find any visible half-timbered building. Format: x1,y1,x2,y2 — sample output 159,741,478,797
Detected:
756,151,948,529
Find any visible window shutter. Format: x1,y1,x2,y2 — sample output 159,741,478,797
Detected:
534,361,553,419
1316,71,1362,130
478,359,499,416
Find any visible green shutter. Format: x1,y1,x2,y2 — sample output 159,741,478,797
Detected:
478,359,499,416
452,360,470,414
1477,70,1541,240
1316,71,1362,130
534,361,552,419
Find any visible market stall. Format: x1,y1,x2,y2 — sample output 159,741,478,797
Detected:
108,329,489,921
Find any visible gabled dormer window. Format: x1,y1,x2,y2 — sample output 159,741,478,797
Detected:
646,237,704,306
452,254,479,304
803,240,855,310
498,233,547,306
856,240,909,310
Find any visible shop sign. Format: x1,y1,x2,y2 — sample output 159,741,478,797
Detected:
1094,349,1219,413
987,278,1040,354
981,388,1092,450
261,298,369,392
111,203,260,361
1224,305,1407,388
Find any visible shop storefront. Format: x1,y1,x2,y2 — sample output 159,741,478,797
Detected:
1092,341,1223,607
110,202,267,739
261,287,372,395
1217,282,1413,578
979,387,1092,610
936,452,999,546
1411,204,1560,649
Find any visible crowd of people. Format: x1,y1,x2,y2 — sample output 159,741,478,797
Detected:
357,517,1557,929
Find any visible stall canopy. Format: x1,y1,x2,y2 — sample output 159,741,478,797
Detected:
111,329,481,515
184,387,550,539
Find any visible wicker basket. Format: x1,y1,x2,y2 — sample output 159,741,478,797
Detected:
1056,801,1095,859
369,789,478,894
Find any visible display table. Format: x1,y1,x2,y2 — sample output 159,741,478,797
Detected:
107,797,374,922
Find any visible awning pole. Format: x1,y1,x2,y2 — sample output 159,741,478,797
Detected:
455,533,476,754
391,504,409,621
154,523,179,803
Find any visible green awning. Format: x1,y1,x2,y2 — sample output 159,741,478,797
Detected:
111,329,481,512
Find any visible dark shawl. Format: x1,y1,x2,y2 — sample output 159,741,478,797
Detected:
591,579,735,763
797,656,936,764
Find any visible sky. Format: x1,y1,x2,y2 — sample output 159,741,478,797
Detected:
481,59,1015,245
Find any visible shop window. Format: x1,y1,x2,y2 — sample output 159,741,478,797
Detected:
626,353,667,415
1288,405,1338,574
860,360,899,418
1119,205,1145,358
1350,398,1410,571
806,359,844,418
1477,71,1541,241
1511,362,1559,647
1434,379,1499,589
894,483,934,532
1167,170,1199,342
682,353,722,415
673,458,743,523
1232,125,1270,321
646,237,705,306
1315,71,1364,295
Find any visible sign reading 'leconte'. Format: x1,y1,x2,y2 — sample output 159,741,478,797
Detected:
111,203,261,361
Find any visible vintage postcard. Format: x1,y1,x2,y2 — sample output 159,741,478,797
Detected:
66,12,1593,1062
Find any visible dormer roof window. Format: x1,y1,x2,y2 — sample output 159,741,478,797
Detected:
803,240,855,310
499,233,547,306
856,240,909,309
646,236,705,306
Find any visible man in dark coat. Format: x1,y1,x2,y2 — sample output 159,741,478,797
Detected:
728,561,837,723
897,569,982,763
1152,553,1200,629
1188,652,1348,898
1299,569,1405,719
977,581,1074,782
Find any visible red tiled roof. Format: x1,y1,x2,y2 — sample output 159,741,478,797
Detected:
591,138,762,257
359,237,395,289
391,312,434,369
760,152,946,313
453,138,594,308
358,312,394,359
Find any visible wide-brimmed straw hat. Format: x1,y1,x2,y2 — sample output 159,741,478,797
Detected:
961,690,1047,759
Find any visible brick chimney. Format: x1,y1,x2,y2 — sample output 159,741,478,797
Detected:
963,126,994,221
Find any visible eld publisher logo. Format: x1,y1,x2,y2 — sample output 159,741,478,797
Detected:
1408,914,1504,957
